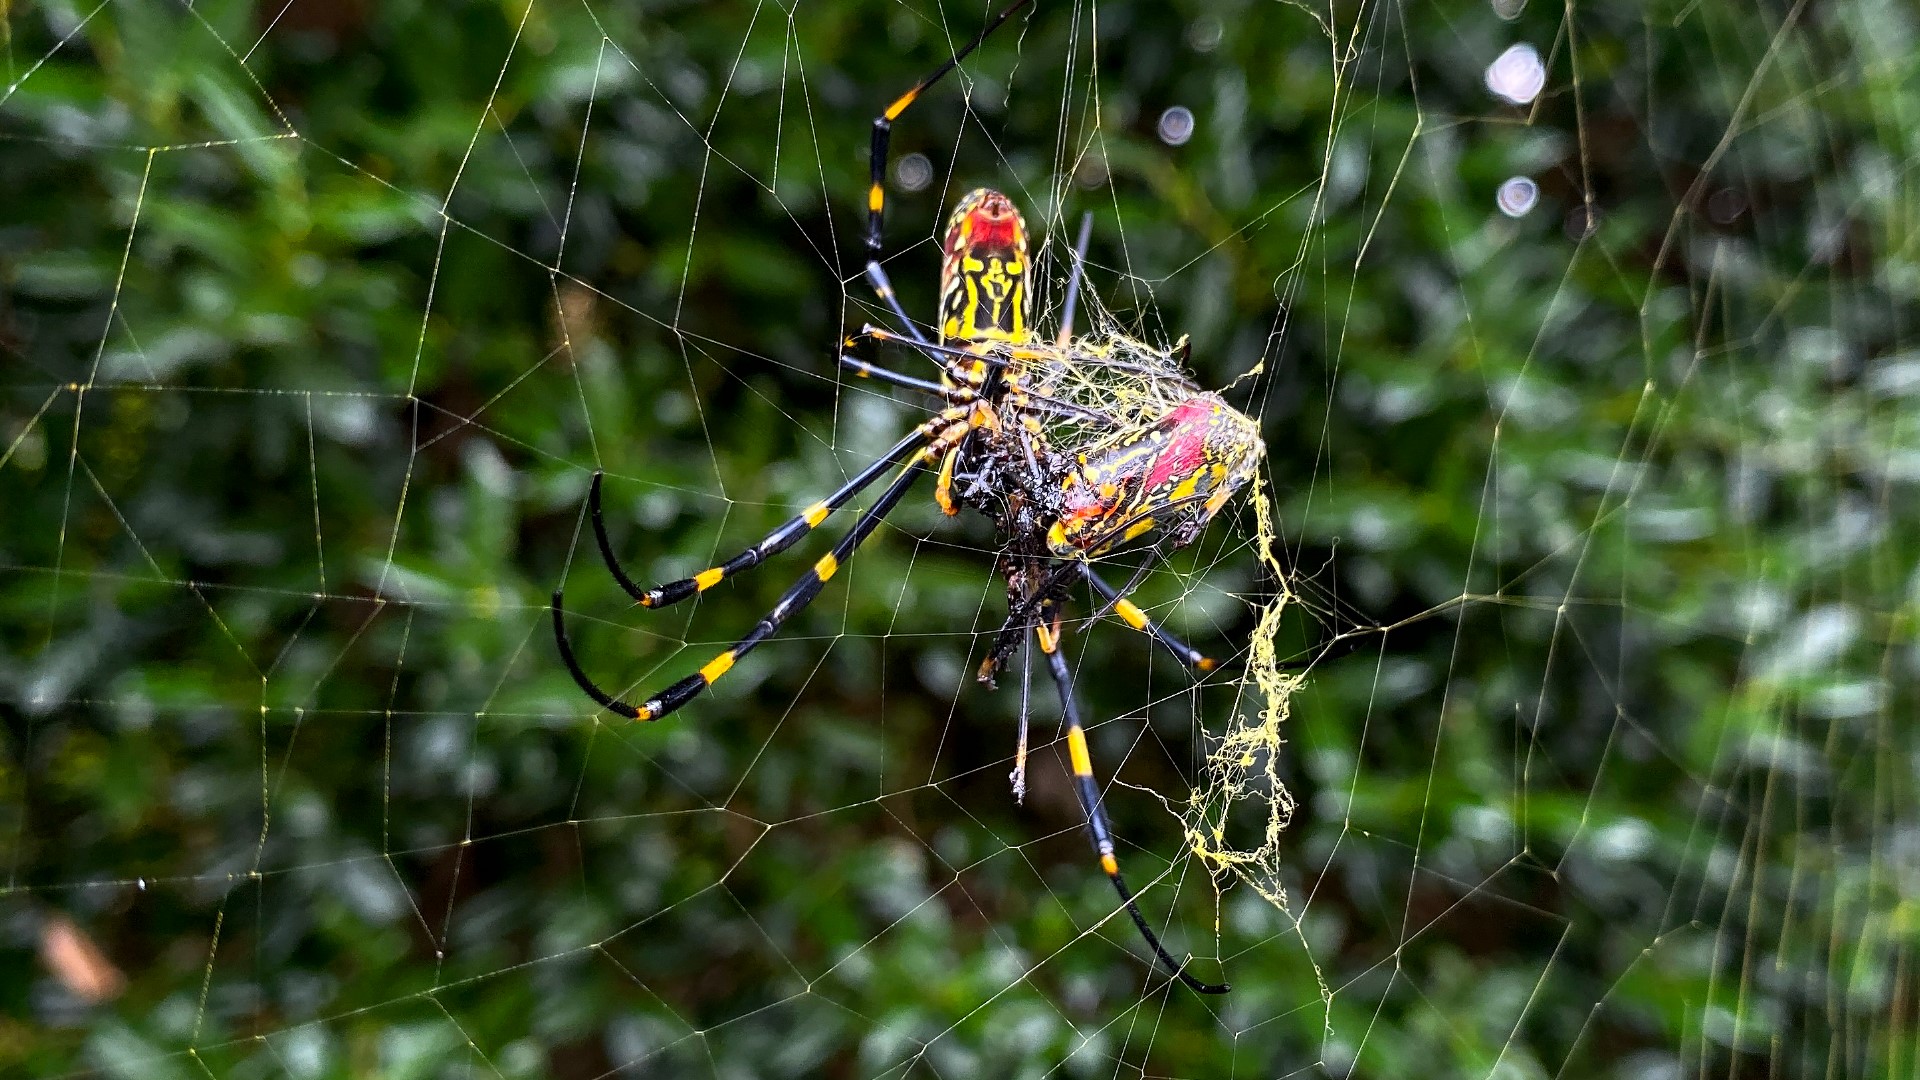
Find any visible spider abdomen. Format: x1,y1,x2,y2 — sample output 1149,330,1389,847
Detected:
1046,392,1263,556
939,189,1031,344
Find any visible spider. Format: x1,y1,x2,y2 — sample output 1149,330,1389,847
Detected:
552,0,1260,995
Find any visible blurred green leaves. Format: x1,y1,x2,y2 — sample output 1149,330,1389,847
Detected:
4,0,1918,1077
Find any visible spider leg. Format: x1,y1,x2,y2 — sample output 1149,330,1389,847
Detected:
1056,211,1094,345
839,354,946,397
1035,602,1230,995
587,424,938,608
845,326,982,390
1081,563,1217,673
555,461,927,722
851,326,1121,429
865,0,1037,263
863,262,933,346
933,397,1001,515
854,325,1013,369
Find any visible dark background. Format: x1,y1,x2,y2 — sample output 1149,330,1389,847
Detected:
3,0,1915,1076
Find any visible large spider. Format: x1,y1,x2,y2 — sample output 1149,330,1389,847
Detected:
553,0,1260,994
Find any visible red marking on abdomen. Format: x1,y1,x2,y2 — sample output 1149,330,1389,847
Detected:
1143,397,1215,490
955,211,1019,250
944,190,1023,257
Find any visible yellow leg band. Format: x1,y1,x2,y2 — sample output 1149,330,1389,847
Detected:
1066,727,1093,777
694,567,725,591
699,651,736,684
884,87,919,120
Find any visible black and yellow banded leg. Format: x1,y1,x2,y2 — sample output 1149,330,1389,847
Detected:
587,424,937,609
864,0,1037,259
1036,605,1231,995
1082,565,1217,673
555,462,926,722
932,400,998,515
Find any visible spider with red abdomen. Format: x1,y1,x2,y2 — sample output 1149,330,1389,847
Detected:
552,0,1261,995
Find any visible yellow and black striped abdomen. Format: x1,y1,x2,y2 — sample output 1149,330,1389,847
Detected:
938,188,1031,345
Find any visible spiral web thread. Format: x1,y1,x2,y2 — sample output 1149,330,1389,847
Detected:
3,0,1916,1076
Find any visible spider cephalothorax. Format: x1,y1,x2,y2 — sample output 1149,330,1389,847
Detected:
553,0,1257,995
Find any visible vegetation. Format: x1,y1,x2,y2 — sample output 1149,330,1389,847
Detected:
3,0,1915,1075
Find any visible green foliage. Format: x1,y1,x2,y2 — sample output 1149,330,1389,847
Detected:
3,0,1916,1076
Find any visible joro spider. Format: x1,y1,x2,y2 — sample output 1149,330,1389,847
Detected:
552,0,1259,995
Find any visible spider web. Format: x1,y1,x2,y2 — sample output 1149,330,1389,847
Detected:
3,0,1916,1076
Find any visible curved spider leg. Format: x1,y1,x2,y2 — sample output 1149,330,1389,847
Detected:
1035,602,1230,995
1081,563,1217,673
586,421,943,608
1055,211,1094,346
555,460,927,722
864,0,1037,335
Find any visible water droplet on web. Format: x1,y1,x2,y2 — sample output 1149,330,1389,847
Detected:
1157,106,1195,147
136,878,146,891
1496,176,1539,217
1485,43,1545,106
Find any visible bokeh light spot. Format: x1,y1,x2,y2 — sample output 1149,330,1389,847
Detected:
1486,43,1546,106
1157,106,1196,146
1497,176,1540,218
